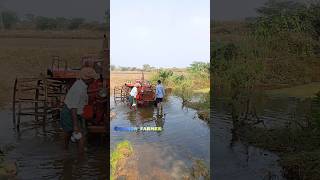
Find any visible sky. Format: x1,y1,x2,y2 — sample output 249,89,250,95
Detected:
211,0,267,20
0,0,273,68
110,0,210,68
1,0,108,22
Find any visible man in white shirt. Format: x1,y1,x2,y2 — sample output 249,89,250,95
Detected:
60,67,98,153
129,83,140,109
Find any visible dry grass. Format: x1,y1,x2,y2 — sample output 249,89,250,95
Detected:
0,30,104,39
110,71,153,91
0,37,102,107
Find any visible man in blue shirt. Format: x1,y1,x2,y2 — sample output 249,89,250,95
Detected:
155,80,165,114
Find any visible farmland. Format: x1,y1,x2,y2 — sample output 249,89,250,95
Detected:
0,33,103,107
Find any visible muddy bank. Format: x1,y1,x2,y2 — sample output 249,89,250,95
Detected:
183,92,210,122
185,101,209,122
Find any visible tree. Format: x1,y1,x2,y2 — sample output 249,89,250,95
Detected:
158,69,173,83
188,61,210,78
256,0,305,17
25,13,35,23
35,16,58,30
55,17,68,29
142,64,152,71
1,11,18,29
68,18,85,30
110,65,116,71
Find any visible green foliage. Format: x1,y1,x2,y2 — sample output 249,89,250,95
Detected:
311,91,320,130
211,40,264,96
252,0,312,36
249,0,320,57
110,141,133,180
187,61,210,80
0,11,19,29
173,77,193,103
212,43,238,62
68,18,85,30
212,1,320,96
35,16,58,30
157,69,173,84
1,9,105,31
151,63,210,104
55,17,69,29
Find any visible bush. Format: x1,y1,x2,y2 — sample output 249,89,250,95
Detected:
68,18,85,30
35,16,58,30
1,11,19,29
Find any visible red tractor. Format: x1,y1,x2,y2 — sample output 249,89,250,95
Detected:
114,72,156,107
13,36,109,134
47,53,109,133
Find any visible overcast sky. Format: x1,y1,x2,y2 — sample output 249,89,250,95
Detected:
111,0,210,68
1,0,274,68
1,0,108,22
212,0,268,20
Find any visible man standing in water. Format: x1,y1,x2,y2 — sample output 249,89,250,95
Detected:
60,67,98,153
155,80,165,115
129,83,140,110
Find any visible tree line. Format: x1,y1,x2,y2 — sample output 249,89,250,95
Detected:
0,10,107,31
110,64,191,72
110,64,157,71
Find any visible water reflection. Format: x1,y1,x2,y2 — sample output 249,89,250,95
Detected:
0,111,107,179
111,96,210,179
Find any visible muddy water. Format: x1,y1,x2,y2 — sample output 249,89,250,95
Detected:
111,96,210,179
212,94,311,180
212,97,283,180
0,110,107,179
0,93,301,179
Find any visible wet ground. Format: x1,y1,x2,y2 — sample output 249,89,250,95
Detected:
0,93,304,179
212,90,315,180
111,96,210,179
212,97,285,180
0,109,107,179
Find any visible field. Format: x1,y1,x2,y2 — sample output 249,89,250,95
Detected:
110,71,153,91
0,35,103,107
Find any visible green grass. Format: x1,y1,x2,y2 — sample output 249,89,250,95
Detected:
110,141,133,180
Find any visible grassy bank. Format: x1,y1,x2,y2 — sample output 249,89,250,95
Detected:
212,1,320,179
110,141,133,180
151,62,210,122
